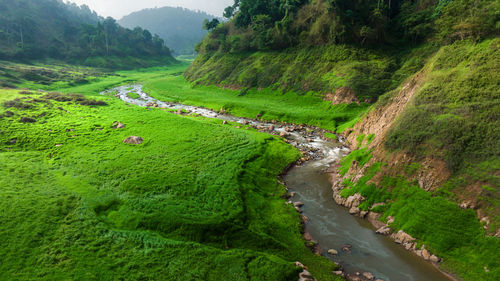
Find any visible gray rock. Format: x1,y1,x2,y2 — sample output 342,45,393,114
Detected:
386,216,395,224
345,193,365,208
421,246,431,260
376,226,391,235
363,272,375,280
391,230,415,244
112,122,126,129
328,249,338,255
294,201,305,208
430,255,440,263
123,136,143,145
349,207,360,215
295,261,305,268
280,131,290,137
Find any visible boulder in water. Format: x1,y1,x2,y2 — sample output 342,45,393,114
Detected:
328,249,338,255
376,226,391,235
363,272,375,280
294,201,304,208
280,131,290,137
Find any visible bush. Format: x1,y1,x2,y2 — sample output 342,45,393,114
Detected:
3,99,33,110
19,117,36,123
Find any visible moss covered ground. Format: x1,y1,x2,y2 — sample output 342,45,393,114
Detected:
0,64,342,280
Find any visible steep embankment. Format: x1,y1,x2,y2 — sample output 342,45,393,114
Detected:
186,44,435,104
334,39,500,280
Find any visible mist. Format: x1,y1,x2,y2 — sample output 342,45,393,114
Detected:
68,0,233,19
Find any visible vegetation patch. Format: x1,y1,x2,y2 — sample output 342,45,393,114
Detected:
126,92,141,99
0,66,341,280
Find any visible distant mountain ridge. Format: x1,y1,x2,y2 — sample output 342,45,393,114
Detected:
119,6,218,55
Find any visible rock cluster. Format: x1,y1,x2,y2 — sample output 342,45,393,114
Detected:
334,192,367,218
295,262,317,281
330,162,444,271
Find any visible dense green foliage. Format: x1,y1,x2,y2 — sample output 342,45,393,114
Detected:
0,64,341,280
190,0,498,97
118,7,218,55
210,0,499,51
0,0,175,68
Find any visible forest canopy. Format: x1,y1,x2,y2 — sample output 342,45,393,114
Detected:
0,0,174,68
197,0,499,53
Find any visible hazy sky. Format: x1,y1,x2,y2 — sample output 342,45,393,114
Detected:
68,0,233,19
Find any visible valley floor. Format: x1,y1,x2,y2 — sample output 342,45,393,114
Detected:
0,62,351,280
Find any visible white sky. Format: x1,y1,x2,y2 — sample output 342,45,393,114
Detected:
67,0,233,19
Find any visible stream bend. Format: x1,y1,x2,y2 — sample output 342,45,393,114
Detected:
102,85,452,281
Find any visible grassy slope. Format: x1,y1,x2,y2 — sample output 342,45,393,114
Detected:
185,44,438,103
339,39,500,281
0,65,340,280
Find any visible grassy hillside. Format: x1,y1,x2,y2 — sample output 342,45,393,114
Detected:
187,0,498,99
184,0,499,279
119,7,217,55
0,63,342,280
339,38,500,280
185,43,437,103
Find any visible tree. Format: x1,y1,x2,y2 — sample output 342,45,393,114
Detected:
224,6,235,19
203,19,220,31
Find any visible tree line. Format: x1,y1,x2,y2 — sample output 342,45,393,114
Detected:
0,0,173,68
198,0,499,52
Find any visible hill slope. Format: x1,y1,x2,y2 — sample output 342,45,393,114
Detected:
119,7,218,55
0,0,175,68
186,0,500,279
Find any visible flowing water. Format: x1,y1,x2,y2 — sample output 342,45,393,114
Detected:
102,85,453,281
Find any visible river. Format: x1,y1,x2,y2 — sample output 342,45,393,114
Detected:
102,84,453,281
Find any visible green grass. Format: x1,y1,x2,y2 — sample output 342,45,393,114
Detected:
0,64,343,280
126,92,141,99
144,74,368,131
187,43,438,102
2,61,368,132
